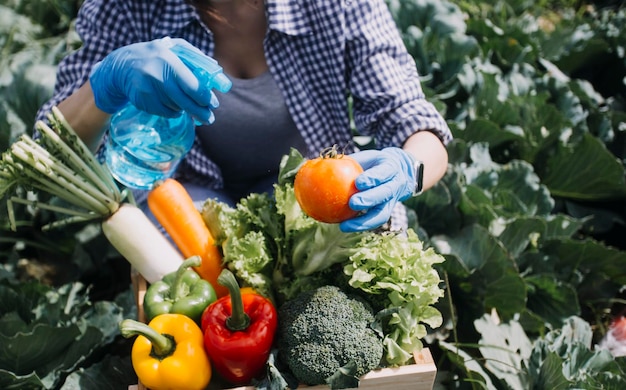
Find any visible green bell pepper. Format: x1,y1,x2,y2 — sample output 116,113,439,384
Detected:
143,256,217,324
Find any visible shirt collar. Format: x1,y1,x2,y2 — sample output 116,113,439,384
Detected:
266,0,314,36
153,0,199,37
153,0,313,38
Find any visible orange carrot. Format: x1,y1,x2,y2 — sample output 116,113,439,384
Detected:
147,178,228,297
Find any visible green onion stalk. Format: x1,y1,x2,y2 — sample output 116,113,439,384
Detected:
0,107,183,282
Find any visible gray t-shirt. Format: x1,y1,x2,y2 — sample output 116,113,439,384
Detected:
196,70,307,200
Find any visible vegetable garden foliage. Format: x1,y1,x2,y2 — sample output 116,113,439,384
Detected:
1,0,626,388
389,0,626,387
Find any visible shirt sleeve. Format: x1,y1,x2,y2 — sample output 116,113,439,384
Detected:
344,0,452,147
35,0,137,124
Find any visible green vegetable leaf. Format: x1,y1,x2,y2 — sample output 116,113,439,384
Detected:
0,368,45,389
403,168,464,236
532,351,571,390
539,132,626,200
498,217,545,257
525,274,580,327
433,224,527,320
59,354,136,390
462,144,554,220
0,280,130,389
0,322,81,374
345,230,445,364
277,148,305,185
291,223,361,277
325,360,359,390
543,214,584,240
528,317,626,388
438,340,495,389
38,326,104,389
474,312,532,389
545,238,626,285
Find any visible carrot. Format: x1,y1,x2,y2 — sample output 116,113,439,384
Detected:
147,178,228,297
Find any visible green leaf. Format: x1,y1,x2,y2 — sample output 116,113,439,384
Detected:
0,281,49,329
0,368,45,389
325,360,359,390
539,132,626,200
5,63,56,134
404,173,463,236
277,147,305,185
491,160,554,216
0,6,42,53
59,354,137,390
525,275,580,327
438,340,495,389
545,238,626,285
543,214,584,240
0,323,81,374
0,286,21,322
463,118,522,148
38,326,105,389
433,224,527,319
533,352,571,390
462,145,554,220
498,217,546,257
0,279,128,389
474,313,532,389
527,316,626,388
84,301,125,345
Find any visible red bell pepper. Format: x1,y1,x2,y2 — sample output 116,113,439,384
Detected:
201,269,278,385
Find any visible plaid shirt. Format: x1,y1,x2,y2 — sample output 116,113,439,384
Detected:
36,0,452,188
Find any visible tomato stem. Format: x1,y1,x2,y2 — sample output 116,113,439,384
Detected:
320,144,346,159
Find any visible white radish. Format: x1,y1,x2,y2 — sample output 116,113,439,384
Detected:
0,107,182,283
102,203,183,283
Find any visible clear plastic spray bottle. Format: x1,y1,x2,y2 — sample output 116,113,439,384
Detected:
105,37,232,190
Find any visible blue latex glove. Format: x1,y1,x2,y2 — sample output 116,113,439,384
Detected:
89,37,231,124
339,147,417,232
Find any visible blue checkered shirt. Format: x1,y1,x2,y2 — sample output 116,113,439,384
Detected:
36,0,452,189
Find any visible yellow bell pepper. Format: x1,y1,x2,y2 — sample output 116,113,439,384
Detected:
119,313,211,390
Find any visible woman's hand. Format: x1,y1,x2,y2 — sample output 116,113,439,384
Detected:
89,37,230,124
340,147,418,232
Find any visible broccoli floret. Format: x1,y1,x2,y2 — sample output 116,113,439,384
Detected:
277,285,383,388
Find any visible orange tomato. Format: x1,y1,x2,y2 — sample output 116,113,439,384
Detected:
294,147,363,224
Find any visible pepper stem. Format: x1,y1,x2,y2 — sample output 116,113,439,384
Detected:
173,256,202,300
218,269,250,331
119,319,175,359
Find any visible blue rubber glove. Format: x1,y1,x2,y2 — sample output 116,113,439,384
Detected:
89,37,231,124
339,147,417,232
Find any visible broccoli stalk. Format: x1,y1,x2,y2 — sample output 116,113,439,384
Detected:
277,285,384,389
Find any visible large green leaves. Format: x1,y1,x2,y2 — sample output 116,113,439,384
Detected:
433,224,527,320
443,315,626,389
540,132,626,199
398,1,626,387
0,0,80,150
0,281,133,389
527,317,626,389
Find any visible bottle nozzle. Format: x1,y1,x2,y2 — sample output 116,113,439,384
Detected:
163,36,232,93
213,73,232,93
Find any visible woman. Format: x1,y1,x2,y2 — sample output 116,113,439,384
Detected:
36,0,452,232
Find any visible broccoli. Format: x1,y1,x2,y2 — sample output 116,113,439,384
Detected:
276,285,384,388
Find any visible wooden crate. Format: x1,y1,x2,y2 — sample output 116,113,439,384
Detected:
128,271,437,390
